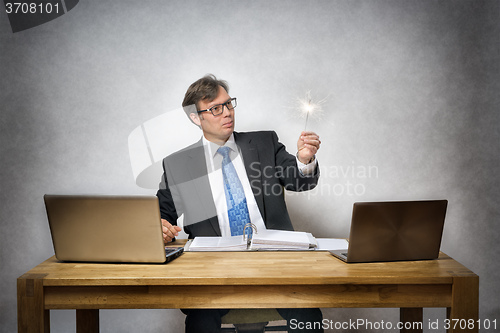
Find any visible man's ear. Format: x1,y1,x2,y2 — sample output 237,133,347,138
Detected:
189,112,202,126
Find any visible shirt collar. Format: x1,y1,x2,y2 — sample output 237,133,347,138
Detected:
203,133,238,159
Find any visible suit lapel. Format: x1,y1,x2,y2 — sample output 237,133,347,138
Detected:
185,139,222,236
235,132,265,220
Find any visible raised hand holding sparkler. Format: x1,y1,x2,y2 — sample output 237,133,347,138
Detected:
297,131,321,164
295,91,324,164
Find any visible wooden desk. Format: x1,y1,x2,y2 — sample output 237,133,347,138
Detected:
18,249,478,333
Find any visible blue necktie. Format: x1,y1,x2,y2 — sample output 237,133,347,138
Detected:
218,146,251,236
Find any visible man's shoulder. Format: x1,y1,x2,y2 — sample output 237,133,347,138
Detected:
161,139,207,181
164,139,203,162
234,130,278,142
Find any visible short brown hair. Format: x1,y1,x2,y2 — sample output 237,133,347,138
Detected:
182,74,229,114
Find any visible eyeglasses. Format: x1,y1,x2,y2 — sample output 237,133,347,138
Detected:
197,98,237,116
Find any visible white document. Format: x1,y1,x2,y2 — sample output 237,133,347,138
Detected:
315,238,349,251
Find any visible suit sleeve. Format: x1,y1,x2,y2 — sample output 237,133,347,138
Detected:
156,159,179,226
272,131,319,192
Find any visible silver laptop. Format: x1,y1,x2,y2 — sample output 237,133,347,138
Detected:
330,200,447,263
44,195,183,263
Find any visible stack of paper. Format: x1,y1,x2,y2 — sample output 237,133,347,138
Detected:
186,236,248,252
250,229,316,250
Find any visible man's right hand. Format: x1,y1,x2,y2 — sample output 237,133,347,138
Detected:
161,219,182,244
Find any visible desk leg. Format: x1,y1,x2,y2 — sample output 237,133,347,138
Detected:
76,309,100,333
400,308,423,333
447,276,479,333
17,274,50,333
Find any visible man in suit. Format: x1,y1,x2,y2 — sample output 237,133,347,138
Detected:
157,75,323,332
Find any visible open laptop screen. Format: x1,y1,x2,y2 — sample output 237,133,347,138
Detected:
44,195,177,263
331,200,447,263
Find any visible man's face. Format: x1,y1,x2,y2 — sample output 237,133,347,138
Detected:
192,86,235,145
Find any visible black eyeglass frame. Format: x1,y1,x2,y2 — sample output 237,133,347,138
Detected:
197,98,237,116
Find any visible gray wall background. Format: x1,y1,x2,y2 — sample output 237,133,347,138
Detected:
1,1,499,332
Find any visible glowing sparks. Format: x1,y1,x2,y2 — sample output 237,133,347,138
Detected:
297,91,326,131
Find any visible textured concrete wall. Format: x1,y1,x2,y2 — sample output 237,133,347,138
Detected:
1,1,498,332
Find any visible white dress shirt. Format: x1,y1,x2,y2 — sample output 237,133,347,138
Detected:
202,134,317,237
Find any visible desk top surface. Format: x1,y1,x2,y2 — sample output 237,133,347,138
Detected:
19,246,477,287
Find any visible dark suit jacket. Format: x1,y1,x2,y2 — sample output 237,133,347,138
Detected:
156,131,319,238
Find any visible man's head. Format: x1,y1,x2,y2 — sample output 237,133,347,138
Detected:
182,74,229,110
183,75,236,145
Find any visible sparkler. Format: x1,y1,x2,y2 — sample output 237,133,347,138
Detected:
298,91,326,131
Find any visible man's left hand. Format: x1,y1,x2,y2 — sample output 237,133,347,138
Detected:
297,131,321,164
